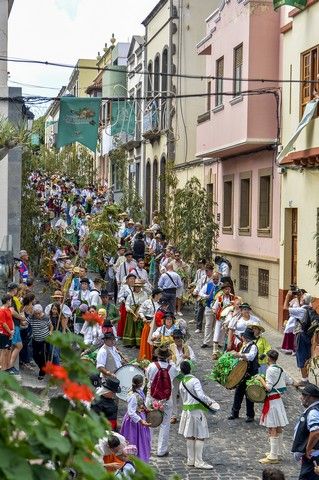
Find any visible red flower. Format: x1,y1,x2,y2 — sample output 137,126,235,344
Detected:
82,311,103,326
63,380,94,402
43,362,69,381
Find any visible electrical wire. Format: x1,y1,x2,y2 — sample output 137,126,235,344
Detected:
1,55,319,85
0,88,280,105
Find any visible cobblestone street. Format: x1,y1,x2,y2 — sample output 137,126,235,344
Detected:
25,283,302,480
144,310,301,480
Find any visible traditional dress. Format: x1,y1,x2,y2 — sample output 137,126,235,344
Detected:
138,298,159,361
178,374,212,439
120,389,151,462
123,290,148,347
152,324,178,346
260,364,291,428
212,292,234,348
117,285,132,338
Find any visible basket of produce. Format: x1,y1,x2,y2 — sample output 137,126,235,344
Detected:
209,352,247,389
246,374,266,403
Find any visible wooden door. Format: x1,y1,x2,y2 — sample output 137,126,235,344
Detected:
291,208,298,285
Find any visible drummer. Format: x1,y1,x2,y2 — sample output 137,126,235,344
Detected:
257,350,294,465
228,327,259,423
250,322,272,374
170,329,196,424
96,332,128,379
178,360,217,469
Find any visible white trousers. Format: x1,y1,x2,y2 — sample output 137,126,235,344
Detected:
157,398,173,455
213,319,224,344
203,310,215,345
172,377,180,417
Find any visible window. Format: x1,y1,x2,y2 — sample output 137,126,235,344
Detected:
152,159,158,212
233,44,243,97
258,269,269,297
145,161,151,224
136,85,142,140
154,56,160,97
239,265,248,291
160,156,166,213
239,172,251,234
207,80,212,112
223,175,233,233
215,57,224,107
147,61,153,97
135,162,140,195
301,45,319,115
161,48,168,129
258,168,272,237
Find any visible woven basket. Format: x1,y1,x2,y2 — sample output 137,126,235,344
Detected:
246,383,267,403
223,360,248,389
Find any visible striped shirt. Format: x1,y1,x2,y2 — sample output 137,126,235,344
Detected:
29,315,51,342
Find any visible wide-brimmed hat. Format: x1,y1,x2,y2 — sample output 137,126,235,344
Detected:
97,377,121,395
241,328,255,341
125,273,137,282
134,279,145,287
80,278,90,285
249,322,265,333
164,312,175,321
19,250,28,258
152,288,163,297
119,212,128,217
155,346,171,359
124,251,133,257
301,383,319,397
221,282,232,289
240,302,252,310
127,219,134,225
73,267,80,274
7,282,19,291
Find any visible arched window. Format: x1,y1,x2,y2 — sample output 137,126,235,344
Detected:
147,61,153,98
152,158,159,214
154,55,160,97
145,161,151,225
162,48,168,94
160,156,166,213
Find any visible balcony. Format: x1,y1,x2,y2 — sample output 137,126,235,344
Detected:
143,106,160,142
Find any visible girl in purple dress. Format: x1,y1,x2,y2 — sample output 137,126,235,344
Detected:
120,375,152,462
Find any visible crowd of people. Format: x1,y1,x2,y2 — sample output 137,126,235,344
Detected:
1,172,319,479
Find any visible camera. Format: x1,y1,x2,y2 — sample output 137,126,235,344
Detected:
290,284,300,296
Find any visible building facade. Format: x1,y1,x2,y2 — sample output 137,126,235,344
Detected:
278,2,319,324
141,0,214,224
196,0,280,328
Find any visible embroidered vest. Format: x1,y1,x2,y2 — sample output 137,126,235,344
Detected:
292,404,319,453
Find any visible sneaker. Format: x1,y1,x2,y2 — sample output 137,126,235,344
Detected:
5,367,20,375
201,344,209,349
245,417,254,423
195,329,201,333
177,311,183,316
259,457,280,464
188,319,195,324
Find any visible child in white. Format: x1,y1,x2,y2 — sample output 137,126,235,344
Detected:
258,349,294,465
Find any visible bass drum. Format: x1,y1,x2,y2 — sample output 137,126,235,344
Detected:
115,364,145,401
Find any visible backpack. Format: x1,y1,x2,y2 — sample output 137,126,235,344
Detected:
150,362,172,400
305,308,319,337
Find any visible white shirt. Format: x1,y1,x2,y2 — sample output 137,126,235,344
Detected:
125,290,148,310
116,260,137,284
96,345,122,371
81,322,103,345
145,360,179,401
126,390,145,423
89,289,102,307
139,299,159,321
170,344,196,369
45,303,72,318
179,375,213,408
241,342,258,361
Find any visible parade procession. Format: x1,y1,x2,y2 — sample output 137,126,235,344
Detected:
1,0,319,479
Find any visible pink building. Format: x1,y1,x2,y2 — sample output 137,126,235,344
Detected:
196,0,281,328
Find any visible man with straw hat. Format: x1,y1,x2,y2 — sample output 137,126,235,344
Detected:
145,346,178,457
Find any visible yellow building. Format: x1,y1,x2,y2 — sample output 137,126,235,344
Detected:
278,2,319,325
67,59,97,98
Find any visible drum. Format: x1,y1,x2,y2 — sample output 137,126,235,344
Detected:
246,376,267,403
146,409,163,428
220,305,234,318
211,352,247,390
115,365,145,401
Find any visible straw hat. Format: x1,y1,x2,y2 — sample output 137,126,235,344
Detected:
134,279,145,287
249,322,265,333
51,290,63,299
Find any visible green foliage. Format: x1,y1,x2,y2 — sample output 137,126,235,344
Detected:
110,147,145,222
0,331,158,479
84,204,121,272
164,176,219,262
